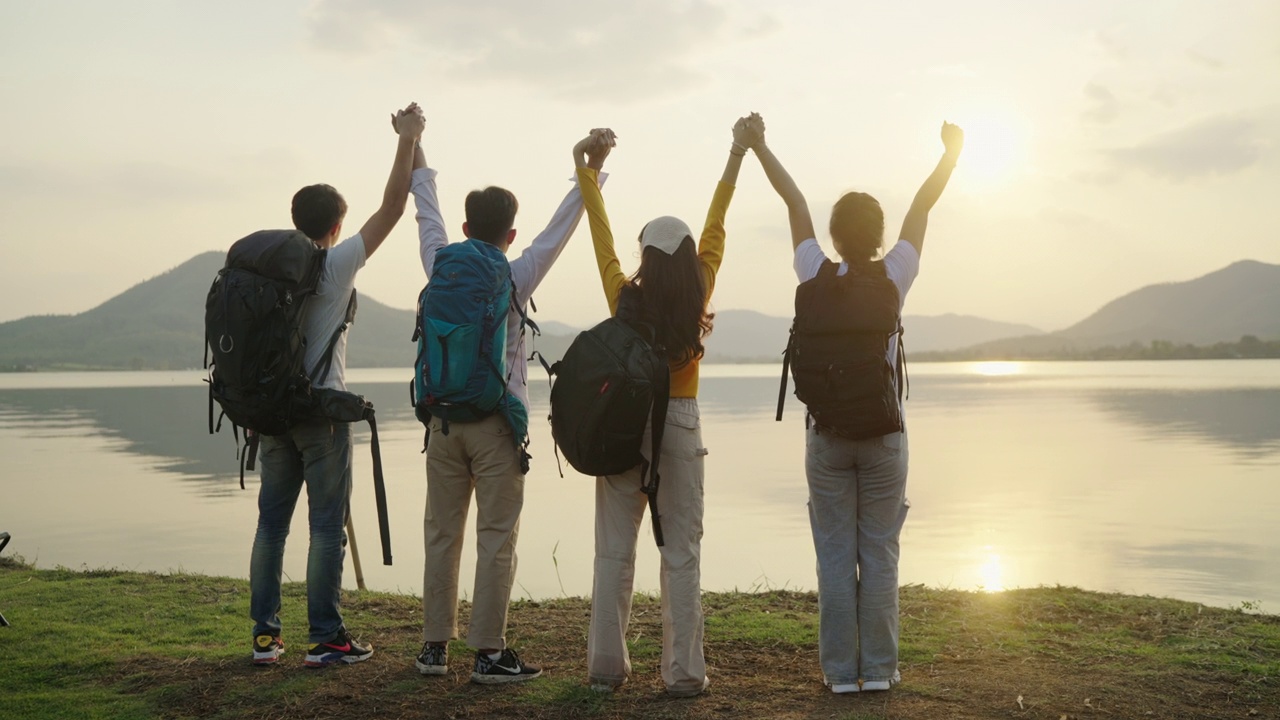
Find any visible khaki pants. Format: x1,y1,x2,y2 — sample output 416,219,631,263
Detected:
421,414,524,650
588,398,707,695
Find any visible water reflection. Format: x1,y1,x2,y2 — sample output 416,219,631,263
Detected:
2,365,1279,609
0,382,425,495
1091,389,1280,456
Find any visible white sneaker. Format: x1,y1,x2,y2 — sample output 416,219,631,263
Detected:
860,670,901,692
830,682,860,694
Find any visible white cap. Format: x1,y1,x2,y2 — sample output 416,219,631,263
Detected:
639,216,693,255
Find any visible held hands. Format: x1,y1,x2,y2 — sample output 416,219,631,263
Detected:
390,102,426,141
574,128,617,170
731,113,765,156
941,121,964,158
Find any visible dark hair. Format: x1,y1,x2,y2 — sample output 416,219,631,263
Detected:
465,186,519,245
291,184,348,241
829,191,884,261
623,234,714,368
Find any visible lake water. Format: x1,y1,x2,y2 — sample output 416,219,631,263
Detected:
2,361,1278,611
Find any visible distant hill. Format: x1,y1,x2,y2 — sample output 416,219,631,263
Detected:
0,252,426,370
5,253,1274,370
951,260,1280,358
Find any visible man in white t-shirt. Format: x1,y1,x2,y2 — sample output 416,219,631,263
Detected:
748,115,964,694
248,104,426,668
409,128,612,684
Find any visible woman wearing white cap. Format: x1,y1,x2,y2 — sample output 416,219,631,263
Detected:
572,117,761,697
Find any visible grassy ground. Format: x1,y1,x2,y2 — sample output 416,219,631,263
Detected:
1,556,1277,719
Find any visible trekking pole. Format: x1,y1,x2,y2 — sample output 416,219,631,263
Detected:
345,516,367,591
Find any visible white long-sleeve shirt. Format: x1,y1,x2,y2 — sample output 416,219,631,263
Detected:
412,167,606,412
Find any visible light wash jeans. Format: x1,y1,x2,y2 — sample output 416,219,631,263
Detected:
589,398,708,696
805,426,910,686
250,419,352,644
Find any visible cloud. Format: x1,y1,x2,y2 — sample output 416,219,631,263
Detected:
1082,82,1120,124
1104,113,1271,181
306,0,760,101
1090,29,1129,60
1186,49,1223,71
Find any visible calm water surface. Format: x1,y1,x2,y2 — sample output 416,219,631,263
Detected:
2,360,1278,610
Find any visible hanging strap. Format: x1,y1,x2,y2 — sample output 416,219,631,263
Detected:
897,322,909,404
641,363,671,547
366,412,392,566
204,343,215,435
776,328,794,422
239,429,259,490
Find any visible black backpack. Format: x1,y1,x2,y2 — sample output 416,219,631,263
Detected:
543,300,671,546
204,229,393,565
777,259,906,439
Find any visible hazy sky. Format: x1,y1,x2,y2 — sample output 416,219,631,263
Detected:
2,1,1277,331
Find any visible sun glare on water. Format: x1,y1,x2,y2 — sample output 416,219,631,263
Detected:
971,361,1024,376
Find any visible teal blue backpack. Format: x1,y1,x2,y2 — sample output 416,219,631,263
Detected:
411,240,533,466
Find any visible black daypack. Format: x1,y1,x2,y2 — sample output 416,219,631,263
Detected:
777,259,906,439
204,229,393,565
544,297,671,546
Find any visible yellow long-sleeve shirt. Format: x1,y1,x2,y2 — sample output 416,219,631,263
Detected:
576,166,735,398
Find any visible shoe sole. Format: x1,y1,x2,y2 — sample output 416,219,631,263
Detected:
252,654,282,665
416,661,448,676
470,669,542,684
860,681,893,692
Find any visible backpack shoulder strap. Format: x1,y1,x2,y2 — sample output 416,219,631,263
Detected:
310,289,357,385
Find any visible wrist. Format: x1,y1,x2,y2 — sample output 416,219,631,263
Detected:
730,141,747,157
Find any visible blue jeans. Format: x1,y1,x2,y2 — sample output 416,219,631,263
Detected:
805,427,910,685
250,419,352,644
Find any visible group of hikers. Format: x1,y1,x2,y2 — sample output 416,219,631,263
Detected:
216,102,964,697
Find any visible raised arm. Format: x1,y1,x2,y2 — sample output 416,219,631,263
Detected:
356,103,425,258
508,129,612,304
749,114,816,250
898,121,964,256
696,117,760,292
573,130,626,314
398,104,449,276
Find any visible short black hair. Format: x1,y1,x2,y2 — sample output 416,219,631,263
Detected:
464,186,519,245
291,184,348,241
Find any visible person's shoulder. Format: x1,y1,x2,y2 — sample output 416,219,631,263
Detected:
885,239,919,265
325,233,367,277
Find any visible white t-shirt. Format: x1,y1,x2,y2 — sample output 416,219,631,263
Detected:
793,237,919,373
303,233,367,392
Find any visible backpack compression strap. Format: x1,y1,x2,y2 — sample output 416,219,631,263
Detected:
641,363,671,547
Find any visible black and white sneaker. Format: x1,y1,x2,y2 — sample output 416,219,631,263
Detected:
415,642,448,676
304,627,374,667
252,634,285,665
470,648,542,684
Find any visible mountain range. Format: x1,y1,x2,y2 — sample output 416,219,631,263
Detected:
1,252,1276,370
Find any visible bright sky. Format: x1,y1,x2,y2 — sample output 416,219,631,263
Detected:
2,1,1278,331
